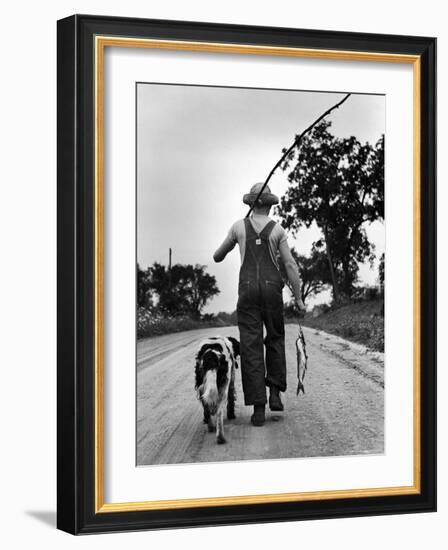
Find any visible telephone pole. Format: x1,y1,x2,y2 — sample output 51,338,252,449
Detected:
168,247,172,290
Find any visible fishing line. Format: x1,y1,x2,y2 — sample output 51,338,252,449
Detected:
245,93,352,394
245,93,352,218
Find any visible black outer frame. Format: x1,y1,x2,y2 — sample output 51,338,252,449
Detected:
57,14,436,535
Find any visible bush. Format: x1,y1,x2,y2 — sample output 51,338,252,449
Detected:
137,307,202,338
301,298,384,352
137,307,237,339
352,285,380,302
284,302,301,319
215,311,238,325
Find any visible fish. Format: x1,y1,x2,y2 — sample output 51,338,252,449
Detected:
296,325,308,395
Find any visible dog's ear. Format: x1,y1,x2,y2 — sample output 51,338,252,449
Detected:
196,344,209,362
195,346,210,390
218,354,228,369
227,337,240,358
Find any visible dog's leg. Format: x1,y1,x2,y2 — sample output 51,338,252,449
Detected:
207,413,215,433
216,405,226,444
227,374,236,420
202,402,211,425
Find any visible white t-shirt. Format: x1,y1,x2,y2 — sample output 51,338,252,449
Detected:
226,214,287,268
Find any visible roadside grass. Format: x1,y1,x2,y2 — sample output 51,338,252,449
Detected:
138,299,384,352
137,308,233,339
297,298,384,352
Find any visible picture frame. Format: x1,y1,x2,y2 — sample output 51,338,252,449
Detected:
57,14,436,534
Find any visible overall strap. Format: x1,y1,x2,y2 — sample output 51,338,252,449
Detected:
259,220,276,240
244,217,258,238
246,218,276,239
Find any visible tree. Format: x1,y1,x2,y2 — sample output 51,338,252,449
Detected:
149,262,185,314
276,120,384,300
146,262,219,318
296,247,331,304
378,253,385,292
137,263,153,308
187,264,220,319
278,247,330,305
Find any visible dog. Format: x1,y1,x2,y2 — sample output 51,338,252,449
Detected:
194,336,240,444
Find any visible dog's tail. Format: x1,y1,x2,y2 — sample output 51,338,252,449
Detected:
202,369,219,413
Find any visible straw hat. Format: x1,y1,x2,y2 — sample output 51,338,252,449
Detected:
242,182,279,206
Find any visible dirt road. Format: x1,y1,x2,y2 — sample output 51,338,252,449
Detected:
137,325,384,465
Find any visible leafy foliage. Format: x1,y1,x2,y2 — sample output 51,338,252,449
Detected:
302,298,384,352
378,253,385,291
276,120,384,299
138,262,219,319
137,263,153,309
279,246,330,305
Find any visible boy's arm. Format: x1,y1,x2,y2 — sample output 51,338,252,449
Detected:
213,232,236,263
278,239,306,311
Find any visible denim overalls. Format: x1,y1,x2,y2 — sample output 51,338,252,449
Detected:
237,218,286,406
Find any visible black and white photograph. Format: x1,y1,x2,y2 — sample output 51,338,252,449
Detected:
136,83,385,466
0,0,441,542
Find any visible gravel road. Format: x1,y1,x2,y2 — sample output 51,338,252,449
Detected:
137,325,384,465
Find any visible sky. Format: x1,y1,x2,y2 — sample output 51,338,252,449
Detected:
137,83,385,313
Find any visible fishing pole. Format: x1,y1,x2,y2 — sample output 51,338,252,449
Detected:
245,93,352,218
245,93,352,397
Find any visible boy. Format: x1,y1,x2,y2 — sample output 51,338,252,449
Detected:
214,183,305,426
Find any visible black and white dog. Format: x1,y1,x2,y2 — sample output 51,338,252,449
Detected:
194,336,240,444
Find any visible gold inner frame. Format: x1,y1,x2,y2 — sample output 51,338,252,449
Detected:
94,36,421,514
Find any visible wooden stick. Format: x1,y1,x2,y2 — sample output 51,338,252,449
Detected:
245,93,351,218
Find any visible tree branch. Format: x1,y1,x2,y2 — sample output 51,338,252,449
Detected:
246,93,352,218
